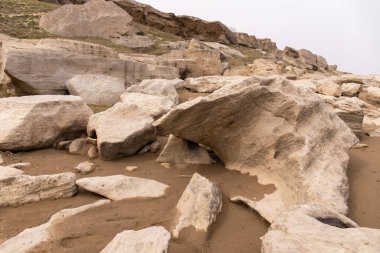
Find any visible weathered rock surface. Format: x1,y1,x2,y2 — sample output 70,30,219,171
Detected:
100,226,171,253
0,200,110,253
184,76,250,93
155,76,357,222
0,95,93,151
66,74,125,106
341,82,361,97
316,80,342,97
74,161,97,174
68,137,89,155
0,172,77,207
261,205,380,253
172,173,222,238
157,135,214,164
0,165,24,179
87,146,99,159
87,102,156,160
111,35,154,49
363,109,380,136
76,175,169,200
359,86,380,107
39,0,133,39
188,38,245,58
8,162,30,169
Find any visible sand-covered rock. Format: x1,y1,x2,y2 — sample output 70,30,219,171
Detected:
172,173,222,238
184,76,250,93
0,200,110,253
100,226,171,253
87,102,156,160
261,205,380,253
0,172,77,207
76,175,169,200
39,0,133,39
155,76,357,222
0,95,93,151
66,74,125,106
157,135,214,164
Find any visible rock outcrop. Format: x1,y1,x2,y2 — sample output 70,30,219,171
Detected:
100,226,171,253
0,95,93,151
184,76,250,93
76,175,169,200
155,76,357,222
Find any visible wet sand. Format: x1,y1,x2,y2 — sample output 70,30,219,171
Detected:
0,136,379,252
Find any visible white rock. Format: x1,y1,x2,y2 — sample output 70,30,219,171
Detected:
100,226,170,253
76,175,169,201
74,161,97,175
0,95,93,151
341,82,361,97
67,74,125,106
0,200,110,253
0,165,24,179
363,109,380,136
8,162,30,169
0,172,77,207
172,173,222,238
125,166,138,172
359,86,380,107
184,76,251,93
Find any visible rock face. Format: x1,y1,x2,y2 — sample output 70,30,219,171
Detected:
87,102,156,160
39,0,133,39
0,95,93,151
100,226,171,253
157,135,214,164
261,205,380,253
188,38,245,58
155,76,357,222
359,86,380,107
184,76,250,93
172,173,222,238
0,200,110,253
0,172,77,207
66,74,125,106
76,175,169,200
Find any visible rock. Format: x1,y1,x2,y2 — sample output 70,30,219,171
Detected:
120,92,175,119
352,143,368,149
184,76,250,93
341,82,361,97
0,165,24,179
149,141,161,153
56,140,73,150
138,144,151,154
261,205,380,253
0,172,77,207
283,47,329,71
112,35,154,49
363,109,380,136
0,200,110,253
76,175,168,200
68,138,89,155
316,81,342,97
172,173,222,238
74,161,97,175
126,79,181,104
359,86,380,107
87,137,97,145
8,162,30,169
155,76,357,222
0,95,93,151
87,102,156,160
188,38,245,58
114,0,236,44
126,165,138,172
157,135,214,165
87,146,99,159
0,153,3,165
100,226,170,253
66,74,125,106
39,0,133,39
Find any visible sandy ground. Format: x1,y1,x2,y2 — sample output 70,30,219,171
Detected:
0,136,379,252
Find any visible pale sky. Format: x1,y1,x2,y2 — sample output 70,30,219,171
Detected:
138,0,380,75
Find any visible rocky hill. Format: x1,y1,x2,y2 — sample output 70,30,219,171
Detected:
0,1,380,253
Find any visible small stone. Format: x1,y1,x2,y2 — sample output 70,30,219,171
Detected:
352,143,368,149
126,166,138,172
87,146,98,159
69,138,89,155
8,162,30,169
87,137,97,145
74,161,97,175
150,141,161,153
138,145,151,154
56,140,73,151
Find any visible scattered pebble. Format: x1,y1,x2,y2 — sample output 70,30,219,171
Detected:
352,143,368,149
138,145,151,154
88,146,98,159
150,141,161,153
8,162,30,169
74,161,97,175
126,166,138,172
56,140,73,151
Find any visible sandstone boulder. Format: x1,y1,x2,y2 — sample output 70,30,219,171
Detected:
157,135,214,164
100,226,171,253
363,109,380,136
188,38,245,58
39,0,133,39
66,74,125,106
261,205,380,253
359,86,380,107
341,82,361,97
87,102,156,160
184,76,250,93
0,95,93,151
68,137,89,155
76,175,169,200
155,76,357,222
316,81,342,97
0,172,77,207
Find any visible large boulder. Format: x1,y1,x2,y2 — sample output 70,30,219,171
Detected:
87,102,156,160
359,86,380,107
155,76,357,222
100,226,170,253
66,74,125,106
76,175,169,200
0,172,77,207
39,0,133,39
261,205,380,253
0,95,93,151
0,200,110,252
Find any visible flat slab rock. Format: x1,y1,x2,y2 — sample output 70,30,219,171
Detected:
100,226,170,253
261,205,380,253
76,175,169,201
0,200,110,253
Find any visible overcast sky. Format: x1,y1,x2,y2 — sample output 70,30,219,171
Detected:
138,0,379,75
